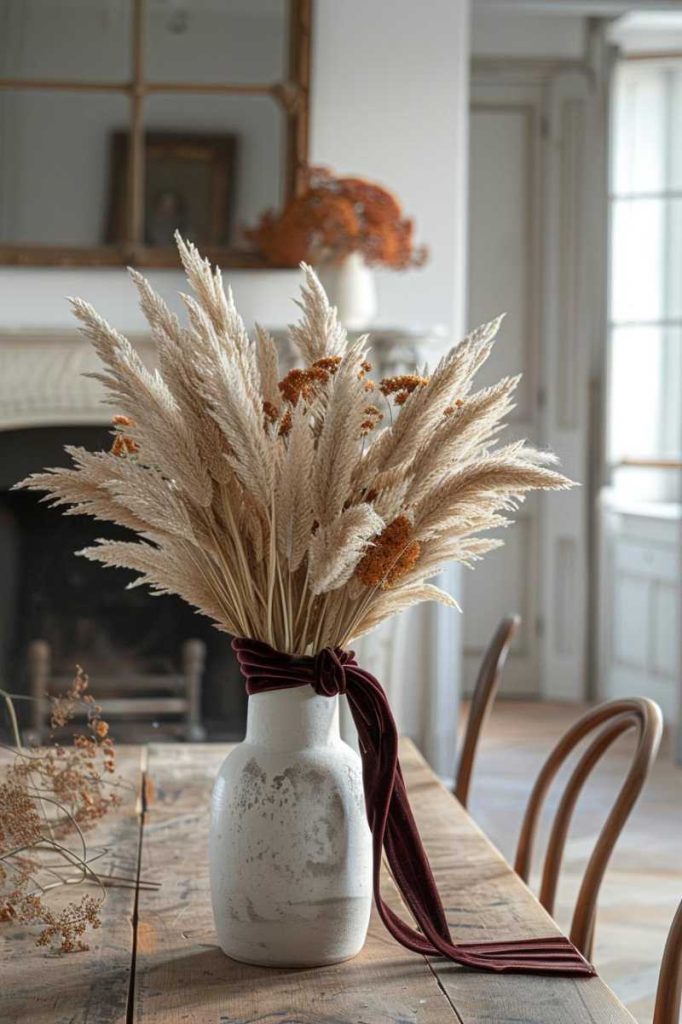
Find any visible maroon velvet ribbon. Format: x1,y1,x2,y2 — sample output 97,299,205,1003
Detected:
232,637,595,977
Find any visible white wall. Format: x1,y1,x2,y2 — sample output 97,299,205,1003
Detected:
471,8,585,58
0,0,469,341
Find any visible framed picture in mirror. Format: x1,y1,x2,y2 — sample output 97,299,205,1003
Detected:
106,132,238,249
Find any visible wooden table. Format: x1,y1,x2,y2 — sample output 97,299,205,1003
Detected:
3,740,637,1024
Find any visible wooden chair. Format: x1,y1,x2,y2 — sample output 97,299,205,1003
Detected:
653,901,682,1024
454,614,521,808
514,697,663,959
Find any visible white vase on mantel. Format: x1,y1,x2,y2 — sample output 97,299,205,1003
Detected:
209,685,372,967
317,251,378,330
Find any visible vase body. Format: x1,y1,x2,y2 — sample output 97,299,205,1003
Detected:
318,251,378,330
209,685,373,967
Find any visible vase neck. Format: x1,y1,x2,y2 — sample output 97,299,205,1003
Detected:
245,685,340,751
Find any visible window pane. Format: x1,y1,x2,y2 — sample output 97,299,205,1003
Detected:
671,66,682,191
611,198,664,323
612,63,667,196
0,0,131,83
607,325,664,463
141,93,285,248
0,90,130,246
668,198,682,319
145,0,289,85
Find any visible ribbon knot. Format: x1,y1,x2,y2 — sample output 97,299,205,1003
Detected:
312,647,348,697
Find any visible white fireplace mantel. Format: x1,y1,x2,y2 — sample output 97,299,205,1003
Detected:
0,326,449,432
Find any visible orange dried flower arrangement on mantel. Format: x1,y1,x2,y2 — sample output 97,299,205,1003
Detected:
247,166,428,269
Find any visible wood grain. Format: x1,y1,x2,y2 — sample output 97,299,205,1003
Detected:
1,747,143,1024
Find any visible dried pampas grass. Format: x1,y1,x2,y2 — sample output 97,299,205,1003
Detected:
17,234,574,655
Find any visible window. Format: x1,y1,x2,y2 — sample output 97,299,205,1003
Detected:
607,57,682,497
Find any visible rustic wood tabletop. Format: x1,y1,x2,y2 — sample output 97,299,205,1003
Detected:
3,739,637,1024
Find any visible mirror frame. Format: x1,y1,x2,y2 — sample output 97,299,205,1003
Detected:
0,0,311,269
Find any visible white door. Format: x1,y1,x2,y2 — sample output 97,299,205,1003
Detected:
464,83,544,697
464,67,592,701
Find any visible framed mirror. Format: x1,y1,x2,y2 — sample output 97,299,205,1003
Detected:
0,0,311,267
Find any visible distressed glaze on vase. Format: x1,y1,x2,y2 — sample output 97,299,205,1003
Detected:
209,685,372,967
318,251,378,330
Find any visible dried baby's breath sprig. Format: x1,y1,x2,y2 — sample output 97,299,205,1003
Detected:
0,670,129,953
16,238,574,654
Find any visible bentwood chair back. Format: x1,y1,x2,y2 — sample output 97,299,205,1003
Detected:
514,697,663,959
454,614,521,808
653,901,682,1024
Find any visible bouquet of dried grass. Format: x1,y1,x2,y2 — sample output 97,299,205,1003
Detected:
17,234,571,654
15,237,590,978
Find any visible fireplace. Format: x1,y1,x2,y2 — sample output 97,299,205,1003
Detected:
0,425,245,741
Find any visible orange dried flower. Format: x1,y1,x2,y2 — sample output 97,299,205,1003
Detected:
111,415,138,456
355,515,422,590
380,374,429,406
360,405,384,436
263,400,279,425
312,356,342,374
278,366,330,406
443,399,465,417
247,166,428,269
278,409,293,436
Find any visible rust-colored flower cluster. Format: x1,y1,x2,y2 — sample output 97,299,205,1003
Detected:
110,414,138,457
1,668,121,953
247,166,428,270
355,515,421,590
274,356,381,438
380,374,430,406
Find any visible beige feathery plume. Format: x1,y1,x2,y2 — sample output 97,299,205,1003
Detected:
128,268,230,485
275,404,315,569
255,324,282,414
308,504,384,595
312,340,369,526
406,375,520,508
79,538,241,634
70,298,213,506
176,233,261,397
198,342,276,510
348,583,459,643
289,264,348,364
413,452,573,543
398,535,507,591
362,316,505,481
364,465,413,522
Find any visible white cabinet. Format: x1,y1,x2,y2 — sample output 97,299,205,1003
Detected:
599,490,681,736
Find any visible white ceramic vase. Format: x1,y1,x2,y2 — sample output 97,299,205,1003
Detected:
318,251,378,330
209,685,373,967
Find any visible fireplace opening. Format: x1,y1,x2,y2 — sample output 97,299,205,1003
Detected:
0,426,245,742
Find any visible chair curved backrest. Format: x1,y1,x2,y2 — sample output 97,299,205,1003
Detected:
454,614,521,808
654,901,682,1024
514,697,663,959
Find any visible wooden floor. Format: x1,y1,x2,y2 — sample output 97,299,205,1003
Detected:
463,700,682,1023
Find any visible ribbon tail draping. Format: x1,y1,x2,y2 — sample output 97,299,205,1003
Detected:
232,637,595,977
